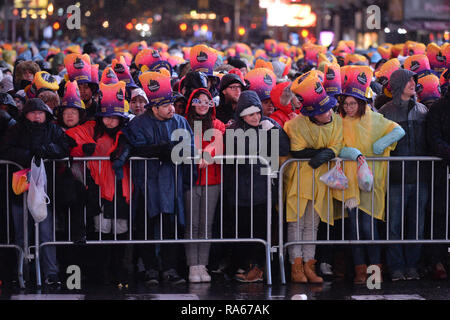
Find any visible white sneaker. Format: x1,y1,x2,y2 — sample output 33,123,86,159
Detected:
189,266,201,283
198,265,211,282
320,263,333,276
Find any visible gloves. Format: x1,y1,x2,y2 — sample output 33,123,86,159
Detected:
372,126,405,155
339,147,363,161
159,142,174,163
308,148,335,169
291,148,324,159
32,145,46,162
66,136,78,148
112,160,124,180
82,143,96,156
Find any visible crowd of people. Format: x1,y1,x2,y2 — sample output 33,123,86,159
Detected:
0,37,449,289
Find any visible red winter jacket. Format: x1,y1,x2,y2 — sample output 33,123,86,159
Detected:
185,88,226,186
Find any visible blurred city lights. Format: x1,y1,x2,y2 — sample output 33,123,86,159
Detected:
126,22,134,31
238,27,246,36
201,24,208,32
179,23,188,31
102,21,109,28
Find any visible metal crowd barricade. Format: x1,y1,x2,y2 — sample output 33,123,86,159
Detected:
277,156,449,284
33,155,275,286
0,160,28,289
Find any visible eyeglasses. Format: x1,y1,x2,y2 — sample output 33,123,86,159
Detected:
343,102,358,107
227,85,242,91
192,98,214,107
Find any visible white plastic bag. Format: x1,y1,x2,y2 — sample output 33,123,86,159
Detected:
357,156,374,192
27,157,50,223
319,159,348,190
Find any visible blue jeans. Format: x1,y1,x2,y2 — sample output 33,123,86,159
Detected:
12,203,58,279
386,184,429,274
348,208,381,266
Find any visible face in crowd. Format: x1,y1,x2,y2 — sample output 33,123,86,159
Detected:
152,103,175,121
223,83,243,106
313,109,333,125
26,110,46,123
79,83,93,102
192,93,213,116
261,98,274,117
130,95,147,116
62,107,80,128
243,111,261,127
102,116,120,129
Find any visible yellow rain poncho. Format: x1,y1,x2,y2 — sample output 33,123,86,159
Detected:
283,114,343,225
336,107,399,221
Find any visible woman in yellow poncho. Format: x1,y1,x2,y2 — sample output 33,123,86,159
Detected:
283,71,343,284
336,66,405,285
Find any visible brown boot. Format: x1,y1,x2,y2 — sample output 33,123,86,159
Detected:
354,264,368,284
291,257,307,283
304,259,323,283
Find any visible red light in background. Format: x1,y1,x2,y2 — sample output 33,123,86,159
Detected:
53,22,60,30
126,22,133,30
179,23,187,32
223,16,230,24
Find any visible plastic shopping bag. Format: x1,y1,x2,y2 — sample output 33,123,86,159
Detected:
357,156,374,192
12,168,31,195
319,159,348,190
27,157,50,223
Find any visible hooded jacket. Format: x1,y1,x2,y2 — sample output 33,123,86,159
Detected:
224,90,290,206
269,81,298,127
378,69,429,184
216,73,246,125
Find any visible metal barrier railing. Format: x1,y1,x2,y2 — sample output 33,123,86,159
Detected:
277,157,449,284
32,155,275,286
0,160,28,289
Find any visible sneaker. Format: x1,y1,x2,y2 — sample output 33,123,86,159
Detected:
320,263,334,276
163,269,186,285
144,269,159,286
189,266,201,283
235,265,264,283
44,274,61,286
405,268,420,280
390,270,406,282
198,265,211,283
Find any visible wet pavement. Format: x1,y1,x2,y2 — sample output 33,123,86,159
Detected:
2,274,450,300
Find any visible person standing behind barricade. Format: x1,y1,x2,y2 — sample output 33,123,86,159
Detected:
215,73,246,127
379,69,429,282
283,71,343,284
0,98,71,287
223,90,290,283
336,66,405,284
65,81,132,288
184,88,225,283
121,69,195,286
425,72,450,280
55,81,88,244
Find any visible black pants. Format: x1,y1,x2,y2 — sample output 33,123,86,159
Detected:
134,191,182,272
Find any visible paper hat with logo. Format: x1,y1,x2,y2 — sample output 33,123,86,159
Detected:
61,80,85,110
391,44,404,58
440,68,450,88
111,56,139,89
427,43,447,74
318,52,337,65
190,44,218,76
340,65,373,101
25,71,60,98
139,70,174,108
345,54,369,66
332,41,353,57
304,44,327,65
265,39,278,57
100,67,119,85
168,55,186,67
375,58,401,92
96,81,128,118
91,64,99,84
64,53,92,84
116,52,133,66
129,41,148,57
323,63,342,96
152,42,169,53
404,41,426,56
244,67,277,101
254,58,273,71
290,71,337,117
377,45,392,60
254,49,268,60
287,46,304,60
235,43,252,57
404,54,431,78
416,73,441,104
65,45,82,55
135,48,171,73
443,43,450,69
